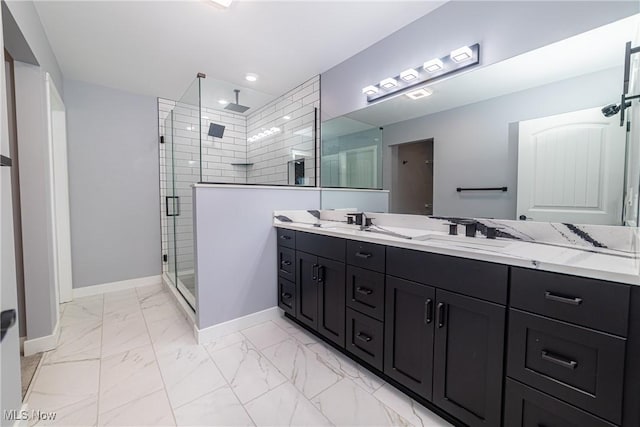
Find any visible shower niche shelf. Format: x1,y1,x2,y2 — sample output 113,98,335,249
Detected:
230,163,254,166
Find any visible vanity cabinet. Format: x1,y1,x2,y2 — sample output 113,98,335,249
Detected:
294,234,346,347
275,228,634,427
506,268,630,426
384,276,435,400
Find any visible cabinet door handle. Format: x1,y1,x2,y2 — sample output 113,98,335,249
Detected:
355,252,372,259
281,292,292,300
312,264,319,281
356,332,372,342
437,302,446,328
356,286,373,296
318,265,326,283
541,350,578,370
280,235,292,240
281,260,292,267
544,291,582,306
424,299,433,324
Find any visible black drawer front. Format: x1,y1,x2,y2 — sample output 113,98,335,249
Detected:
507,309,626,424
277,228,296,249
296,231,346,262
346,308,384,371
278,278,296,316
504,379,617,427
278,247,295,282
346,266,384,321
511,267,630,337
386,246,508,304
346,240,385,273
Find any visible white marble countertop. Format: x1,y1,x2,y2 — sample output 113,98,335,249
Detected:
274,219,640,286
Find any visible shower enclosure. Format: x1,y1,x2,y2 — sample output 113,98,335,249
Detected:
160,74,318,310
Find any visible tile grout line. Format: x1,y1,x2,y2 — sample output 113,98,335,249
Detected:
136,286,180,427
95,295,105,427
201,341,258,427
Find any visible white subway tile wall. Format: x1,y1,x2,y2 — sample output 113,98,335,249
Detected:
158,75,320,279
246,76,320,185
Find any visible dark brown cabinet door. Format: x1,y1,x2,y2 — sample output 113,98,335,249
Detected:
317,257,346,347
384,276,435,401
296,251,318,329
433,289,506,427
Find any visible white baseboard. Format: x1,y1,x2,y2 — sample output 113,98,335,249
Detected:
72,275,161,299
195,306,280,344
23,322,59,356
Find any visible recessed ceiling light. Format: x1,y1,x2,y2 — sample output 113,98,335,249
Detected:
450,46,472,63
380,78,398,89
406,87,433,100
218,99,229,105
245,73,258,82
362,85,378,96
400,68,419,81
423,58,444,72
210,0,233,8
283,115,291,120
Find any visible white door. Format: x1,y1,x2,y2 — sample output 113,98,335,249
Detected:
517,107,626,225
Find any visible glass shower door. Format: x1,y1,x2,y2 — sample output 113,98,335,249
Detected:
163,111,177,287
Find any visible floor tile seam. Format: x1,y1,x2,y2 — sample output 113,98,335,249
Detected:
95,296,106,426
137,296,180,427
99,341,152,360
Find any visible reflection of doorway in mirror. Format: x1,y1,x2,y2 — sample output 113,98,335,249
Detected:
517,107,625,225
287,159,305,185
391,139,434,215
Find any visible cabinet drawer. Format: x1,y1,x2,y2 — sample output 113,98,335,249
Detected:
504,379,616,427
510,267,630,337
278,247,295,282
346,266,384,321
507,309,626,424
346,308,384,371
296,231,345,262
278,278,296,316
346,240,385,273
277,228,296,249
386,246,508,304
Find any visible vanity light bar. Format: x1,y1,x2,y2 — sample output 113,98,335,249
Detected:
406,87,433,100
247,127,281,143
363,43,480,103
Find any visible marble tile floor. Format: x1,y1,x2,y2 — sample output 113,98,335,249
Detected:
25,284,453,427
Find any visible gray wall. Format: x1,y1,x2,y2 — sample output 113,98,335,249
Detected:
65,79,161,288
321,1,638,120
194,186,320,329
382,67,622,219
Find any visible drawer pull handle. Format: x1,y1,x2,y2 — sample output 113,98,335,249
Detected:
356,286,373,296
280,235,292,240
356,332,372,343
437,302,446,328
424,299,433,324
281,293,292,300
355,252,372,259
541,350,578,370
312,264,319,281
544,291,582,306
281,260,292,267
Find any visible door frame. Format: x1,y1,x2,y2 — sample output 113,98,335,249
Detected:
45,73,73,304
391,138,434,214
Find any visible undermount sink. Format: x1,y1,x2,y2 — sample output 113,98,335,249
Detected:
412,233,513,249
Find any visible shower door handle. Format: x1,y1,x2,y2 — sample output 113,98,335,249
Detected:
165,196,180,217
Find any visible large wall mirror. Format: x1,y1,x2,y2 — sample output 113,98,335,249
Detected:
320,14,640,226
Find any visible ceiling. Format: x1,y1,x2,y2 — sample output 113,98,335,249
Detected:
344,14,640,128
34,0,445,109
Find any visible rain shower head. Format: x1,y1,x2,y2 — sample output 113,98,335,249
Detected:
224,89,250,113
